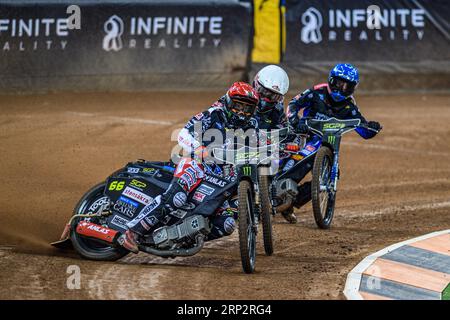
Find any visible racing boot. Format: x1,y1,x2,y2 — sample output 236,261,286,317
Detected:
293,181,312,208
281,207,297,224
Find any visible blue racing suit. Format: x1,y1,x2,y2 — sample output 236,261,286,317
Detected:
284,82,378,183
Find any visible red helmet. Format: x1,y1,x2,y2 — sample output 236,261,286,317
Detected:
225,82,259,128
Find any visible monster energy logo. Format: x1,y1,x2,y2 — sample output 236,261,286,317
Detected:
242,166,252,176
328,136,336,144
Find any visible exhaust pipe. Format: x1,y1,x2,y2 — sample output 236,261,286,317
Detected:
76,221,120,244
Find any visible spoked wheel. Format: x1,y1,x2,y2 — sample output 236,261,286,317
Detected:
258,173,273,256
70,182,128,261
238,180,257,273
311,147,336,229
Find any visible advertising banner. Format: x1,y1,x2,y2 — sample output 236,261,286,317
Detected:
0,0,253,92
281,0,450,91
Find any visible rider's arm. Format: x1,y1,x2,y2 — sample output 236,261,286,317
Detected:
349,103,378,140
177,114,204,153
287,89,314,128
178,102,228,156
274,102,289,129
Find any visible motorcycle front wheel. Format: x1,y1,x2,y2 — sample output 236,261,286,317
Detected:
238,180,257,274
311,147,336,229
258,173,273,256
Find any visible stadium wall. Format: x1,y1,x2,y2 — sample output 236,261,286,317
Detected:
0,0,449,93
256,0,450,93
0,0,253,93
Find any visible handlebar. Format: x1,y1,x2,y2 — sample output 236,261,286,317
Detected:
298,117,382,135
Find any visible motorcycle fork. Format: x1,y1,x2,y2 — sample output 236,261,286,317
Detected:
330,141,341,192
253,181,260,234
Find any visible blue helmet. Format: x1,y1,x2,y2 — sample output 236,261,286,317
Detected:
328,63,359,102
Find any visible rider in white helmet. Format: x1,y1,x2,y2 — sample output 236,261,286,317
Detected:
253,65,298,223
253,65,290,129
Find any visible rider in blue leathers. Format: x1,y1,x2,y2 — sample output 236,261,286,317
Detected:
284,63,382,223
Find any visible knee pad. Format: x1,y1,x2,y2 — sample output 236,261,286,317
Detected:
162,181,188,210
223,217,236,235
207,215,236,240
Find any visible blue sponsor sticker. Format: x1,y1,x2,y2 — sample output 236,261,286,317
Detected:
119,196,138,208
198,184,215,195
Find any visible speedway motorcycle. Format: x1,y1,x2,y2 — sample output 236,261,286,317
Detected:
269,118,380,229
52,139,282,274
212,139,284,273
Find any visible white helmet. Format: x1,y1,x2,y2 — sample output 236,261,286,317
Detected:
253,65,289,113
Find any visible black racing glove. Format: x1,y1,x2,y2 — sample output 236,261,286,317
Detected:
296,123,310,134
367,121,382,132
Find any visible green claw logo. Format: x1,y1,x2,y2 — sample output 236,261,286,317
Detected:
242,166,252,176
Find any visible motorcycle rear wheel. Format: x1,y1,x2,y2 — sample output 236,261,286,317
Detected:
238,180,257,274
70,182,129,261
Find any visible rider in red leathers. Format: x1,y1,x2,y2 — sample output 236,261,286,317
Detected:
118,82,260,253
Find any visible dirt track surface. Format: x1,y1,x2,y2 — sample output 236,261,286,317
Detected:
0,92,449,300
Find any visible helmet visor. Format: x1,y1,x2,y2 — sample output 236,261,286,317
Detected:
230,100,256,118
330,77,356,97
255,81,283,103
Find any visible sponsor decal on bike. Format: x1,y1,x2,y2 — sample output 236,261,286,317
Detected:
111,215,130,229
197,184,215,195
135,196,162,220
76,221,118,243
109,180,125,191
113,196,138,217
129,179,147,191
328,136,336,144
142,167,157,174
193,191,206,202
242,166,252,176
118,196,138,207
283,159,295,172
88,196,110,212
204,174,226,187
173,192,187,208
127,167,140,173
306,145,316,152
86,223,109,234
122,186,152,205
323,123,345,130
